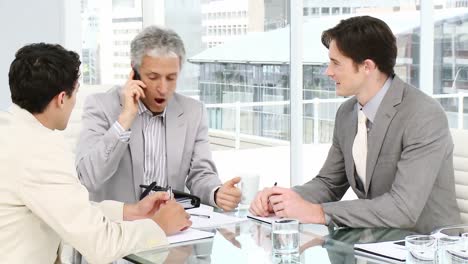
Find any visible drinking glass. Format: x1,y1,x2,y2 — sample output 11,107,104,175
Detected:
439,235,467,264
405,235,436,263
272,219,300,256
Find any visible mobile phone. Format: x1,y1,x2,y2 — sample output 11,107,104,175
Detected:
132,67,141,80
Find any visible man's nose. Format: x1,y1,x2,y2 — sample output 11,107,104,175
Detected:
324,65,333,77
157,79,168,95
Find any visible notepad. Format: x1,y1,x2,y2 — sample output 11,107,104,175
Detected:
246,213,282,224
187,204,246,229
246,213,330,237
168,228,214,244
354,240,407,262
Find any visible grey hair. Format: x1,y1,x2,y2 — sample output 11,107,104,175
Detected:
130,26,186,70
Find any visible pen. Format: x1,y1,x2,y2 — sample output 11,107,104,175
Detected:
189,213,211,219
168,186,174,200
139,181,157,200
268,182,278,209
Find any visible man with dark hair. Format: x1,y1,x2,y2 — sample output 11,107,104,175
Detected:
250,16,461,234
9,43,81,115
0,43,191,263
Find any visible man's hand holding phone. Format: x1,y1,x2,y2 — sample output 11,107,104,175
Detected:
118,69,147,130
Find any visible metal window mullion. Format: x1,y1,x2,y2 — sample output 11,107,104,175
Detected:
290,0,303,187
420,0,434,95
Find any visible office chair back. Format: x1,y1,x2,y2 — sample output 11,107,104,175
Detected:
452,129,468,224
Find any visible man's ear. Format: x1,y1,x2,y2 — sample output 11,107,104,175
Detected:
363,59,377,73
56,91,67,109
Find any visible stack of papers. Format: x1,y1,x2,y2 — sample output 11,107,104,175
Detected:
187,204,247,229
168,228,215,244
163,205,245,247
354,229,457,263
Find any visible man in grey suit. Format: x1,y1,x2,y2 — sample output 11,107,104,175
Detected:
76,26,241,211
249,16,461,234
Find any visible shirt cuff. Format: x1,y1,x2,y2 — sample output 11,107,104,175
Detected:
112,121,132,142
210,186,221,208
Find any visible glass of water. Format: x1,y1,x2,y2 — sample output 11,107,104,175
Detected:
438,236,465,263
405,235,436,263
272,219,300,256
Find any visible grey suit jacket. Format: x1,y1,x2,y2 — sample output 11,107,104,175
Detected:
294,76,461,234
75,87,222,205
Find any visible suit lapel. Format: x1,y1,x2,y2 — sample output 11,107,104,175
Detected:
165,95,186,187
364,76,404,194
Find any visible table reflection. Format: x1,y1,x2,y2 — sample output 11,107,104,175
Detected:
126,210,414,264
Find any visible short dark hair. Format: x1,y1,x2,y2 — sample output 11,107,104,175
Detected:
9,43,81,114
321,16,397,76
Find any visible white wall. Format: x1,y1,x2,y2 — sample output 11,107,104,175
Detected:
0,0,81,110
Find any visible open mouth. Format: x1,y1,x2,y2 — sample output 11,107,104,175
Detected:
155,98,165,104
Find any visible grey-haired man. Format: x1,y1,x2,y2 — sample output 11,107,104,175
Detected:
76,26,241,212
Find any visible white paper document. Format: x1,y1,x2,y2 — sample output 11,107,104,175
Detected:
246,213,282,224
354,240,406,263
186,204,214,214
168,228,215,244
246,213,329,237
187,205,246,229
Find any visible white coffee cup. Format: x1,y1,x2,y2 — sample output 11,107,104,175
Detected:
239,173,260,205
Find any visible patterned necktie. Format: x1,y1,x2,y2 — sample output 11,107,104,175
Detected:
352,110,368,187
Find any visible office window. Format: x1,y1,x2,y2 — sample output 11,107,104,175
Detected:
77,0,468,190
321,7,330,15
81,0,142,85
112,0,134,9
165,0,292,186
310,7,319,16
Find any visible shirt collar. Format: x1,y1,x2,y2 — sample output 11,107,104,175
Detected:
138,101,166,119
356,76,393,124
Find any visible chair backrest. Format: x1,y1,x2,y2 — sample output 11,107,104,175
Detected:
62,85,112,155
451,129,468,224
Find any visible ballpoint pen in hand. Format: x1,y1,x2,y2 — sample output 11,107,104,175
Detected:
268,182,278,212
139,182,157,200
167,186,174,200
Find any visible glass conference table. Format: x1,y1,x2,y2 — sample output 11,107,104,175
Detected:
125,209,414,264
